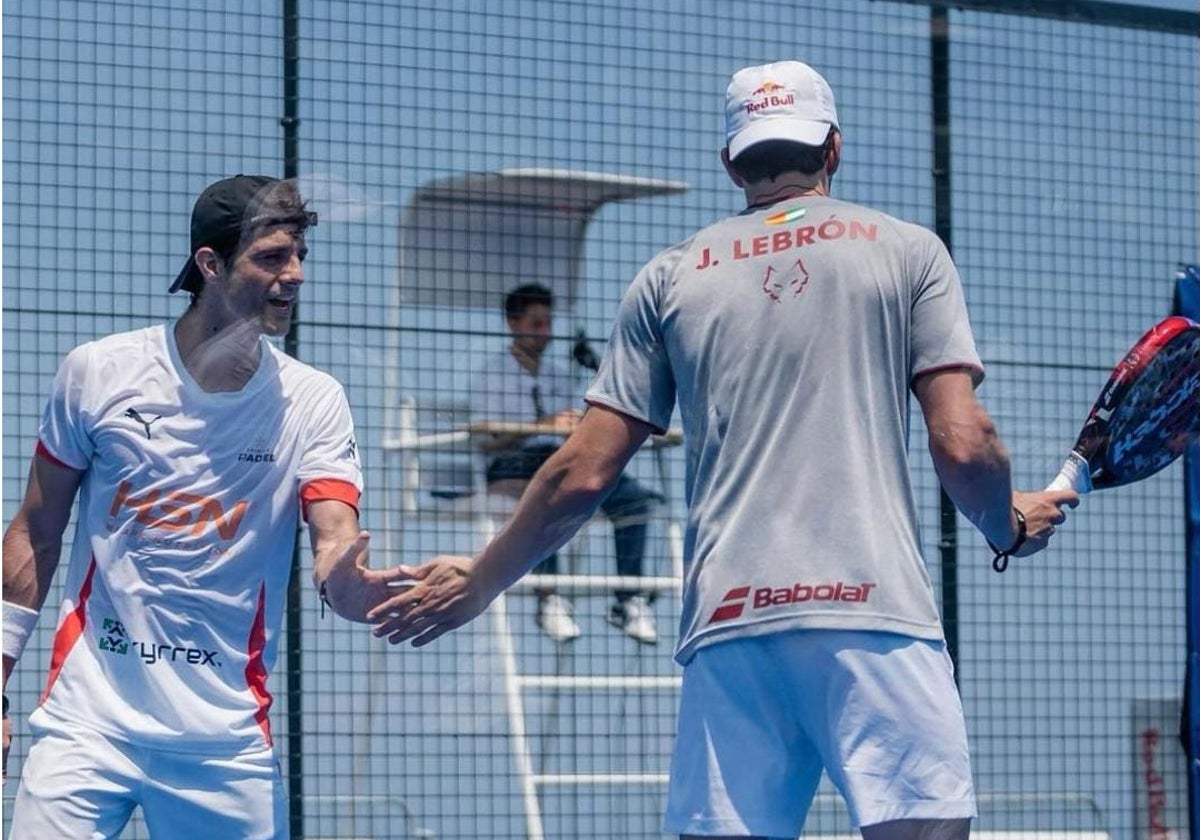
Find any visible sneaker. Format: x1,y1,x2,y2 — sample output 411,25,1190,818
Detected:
608,595,658,645
536,593,581,644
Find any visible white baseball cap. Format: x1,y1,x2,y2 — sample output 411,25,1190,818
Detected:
725,61,839,159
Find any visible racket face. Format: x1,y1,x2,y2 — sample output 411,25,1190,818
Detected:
1076,316,1200,489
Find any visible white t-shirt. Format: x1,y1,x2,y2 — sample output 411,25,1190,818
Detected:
586,196,984,663
31,323,362,754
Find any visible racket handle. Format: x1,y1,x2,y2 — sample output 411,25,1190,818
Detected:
1045,450,1093,493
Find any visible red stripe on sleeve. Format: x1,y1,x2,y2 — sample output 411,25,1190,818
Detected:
35,440,73,470
299,478,361,521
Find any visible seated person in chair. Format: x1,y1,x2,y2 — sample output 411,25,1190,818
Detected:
470,283,661,645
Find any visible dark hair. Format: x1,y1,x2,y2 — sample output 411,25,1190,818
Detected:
213,184,315,259
730,137,831,183
504,283,554,320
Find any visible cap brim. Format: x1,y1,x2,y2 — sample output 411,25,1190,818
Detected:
170,257,201,294
728,118,832,160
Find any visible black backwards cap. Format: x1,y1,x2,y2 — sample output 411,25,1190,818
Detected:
170,174,318,294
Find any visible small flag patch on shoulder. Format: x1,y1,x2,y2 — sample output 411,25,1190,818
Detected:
764,207,806,226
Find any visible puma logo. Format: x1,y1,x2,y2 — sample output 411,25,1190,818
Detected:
125,408,163,439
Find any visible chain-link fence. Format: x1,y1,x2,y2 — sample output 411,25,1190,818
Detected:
3,2,1197,838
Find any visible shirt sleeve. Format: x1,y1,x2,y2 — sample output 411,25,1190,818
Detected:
908,227,985,386
38,342,96,470
585,257,677,432
297,379,363,516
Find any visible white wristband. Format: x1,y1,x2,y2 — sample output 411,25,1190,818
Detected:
2,600,40,662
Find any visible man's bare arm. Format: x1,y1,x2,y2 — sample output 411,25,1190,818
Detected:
915,368,1078,557
3,452,82,778
472,404,651,597
3,454,82,683
368,404,656,646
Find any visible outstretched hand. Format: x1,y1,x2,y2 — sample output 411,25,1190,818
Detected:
367,555,487,648
319,531,420,623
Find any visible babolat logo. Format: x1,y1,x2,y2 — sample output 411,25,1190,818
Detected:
707,580,877,625
709,586,752,623
98,617,130,655
237,446,276,463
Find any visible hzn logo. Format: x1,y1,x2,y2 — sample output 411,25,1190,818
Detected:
109,481,249,540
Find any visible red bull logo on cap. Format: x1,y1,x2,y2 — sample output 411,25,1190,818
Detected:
746,80,795,114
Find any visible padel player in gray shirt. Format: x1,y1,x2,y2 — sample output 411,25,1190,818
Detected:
378,60,1079,840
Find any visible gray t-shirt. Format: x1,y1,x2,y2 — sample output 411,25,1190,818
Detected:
586,196,984,663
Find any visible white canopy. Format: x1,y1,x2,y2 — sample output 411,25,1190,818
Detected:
397,168,689,313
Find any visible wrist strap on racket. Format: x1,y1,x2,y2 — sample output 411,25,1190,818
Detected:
989,506,1027,573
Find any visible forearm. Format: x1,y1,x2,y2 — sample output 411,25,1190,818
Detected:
2,519,61,689
927,412,1017,547
365,407,652,648
472,447,613,598
2,516,61,613
2,457,80,693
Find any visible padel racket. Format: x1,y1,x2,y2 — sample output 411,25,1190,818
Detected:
1047,315,1200,493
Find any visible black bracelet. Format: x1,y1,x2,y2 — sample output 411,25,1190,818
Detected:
3,694,9,716
989,506,1027,573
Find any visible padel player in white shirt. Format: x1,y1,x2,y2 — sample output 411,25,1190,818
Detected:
2,175,408,840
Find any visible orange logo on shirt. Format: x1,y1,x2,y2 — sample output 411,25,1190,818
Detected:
108,481,249,540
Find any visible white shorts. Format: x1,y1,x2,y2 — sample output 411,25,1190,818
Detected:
9,719,287,840
664,629,975,837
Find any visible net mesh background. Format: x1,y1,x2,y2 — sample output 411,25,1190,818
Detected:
2,2,1197,839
